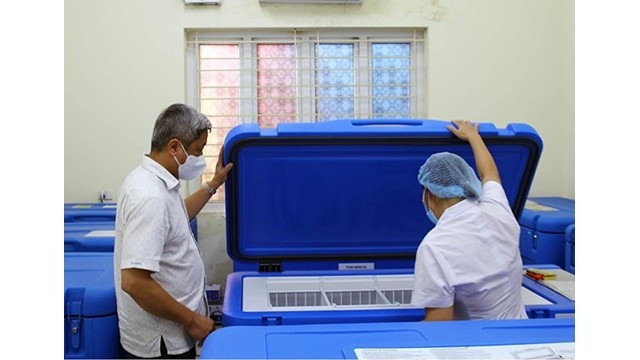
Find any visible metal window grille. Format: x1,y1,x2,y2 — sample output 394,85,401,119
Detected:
186,29,427,201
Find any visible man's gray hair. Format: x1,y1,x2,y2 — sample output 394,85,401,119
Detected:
150,104,212,151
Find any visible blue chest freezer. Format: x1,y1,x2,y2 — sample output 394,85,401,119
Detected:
64,203,118,223
64,252,121,359
565,224,575,274
519,197,575,266
222,119,543,326
201,318,575,359
64,223,116,252
63,203,199,241
64,229,116,252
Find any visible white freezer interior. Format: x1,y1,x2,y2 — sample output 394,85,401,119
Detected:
242,274,552,312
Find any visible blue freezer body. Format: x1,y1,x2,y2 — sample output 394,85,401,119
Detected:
223,269,423,326
222,120,544,327
64,231,115,252
201,318,574,359
222,267,574,326
64,252,121,359
519,197,575,266
65,222,116,232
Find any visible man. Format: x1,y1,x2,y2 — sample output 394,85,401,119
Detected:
114,103,233,358
411,119,527,321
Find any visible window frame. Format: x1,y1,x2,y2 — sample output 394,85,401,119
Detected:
185,28,427,211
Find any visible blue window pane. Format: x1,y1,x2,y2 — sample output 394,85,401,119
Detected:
316,44,354,121
372,43,411,119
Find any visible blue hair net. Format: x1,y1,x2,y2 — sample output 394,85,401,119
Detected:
417,152,482,199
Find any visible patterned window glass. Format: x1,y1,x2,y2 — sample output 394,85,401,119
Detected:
315,44,354,121
257,44,297,128
371,43,411,119
199,44,240,201
188,30,425,202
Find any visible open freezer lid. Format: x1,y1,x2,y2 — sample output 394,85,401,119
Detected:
223,119,542,270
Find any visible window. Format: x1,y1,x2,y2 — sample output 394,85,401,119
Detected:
185,29,427,202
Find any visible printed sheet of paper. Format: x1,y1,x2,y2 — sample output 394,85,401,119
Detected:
540,269,575,301
541,280,575,301
355,342,574,359
524,268,575,301
86,230,116,237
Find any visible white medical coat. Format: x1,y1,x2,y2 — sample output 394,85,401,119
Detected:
411,181,527,320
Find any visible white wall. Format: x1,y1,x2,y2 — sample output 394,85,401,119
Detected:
65,0,574,288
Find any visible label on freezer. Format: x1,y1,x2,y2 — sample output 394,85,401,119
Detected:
339,263,375,271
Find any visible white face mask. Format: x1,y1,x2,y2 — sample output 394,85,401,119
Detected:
174,142,207,180
423,188,439,225
425,199,439,225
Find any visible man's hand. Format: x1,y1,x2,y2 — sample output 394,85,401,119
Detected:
185,312,215,344
208,146,234,189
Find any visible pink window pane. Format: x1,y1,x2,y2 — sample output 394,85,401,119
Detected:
199,44,240,202
199,44,240,126
207,127,233,146
202,128,231,202
257,44,296,128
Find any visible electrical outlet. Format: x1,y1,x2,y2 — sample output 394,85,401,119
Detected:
209,304,223,326
99,190,114,202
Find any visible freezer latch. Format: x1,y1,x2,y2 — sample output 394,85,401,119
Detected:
66,300,83,350
259,262,282,272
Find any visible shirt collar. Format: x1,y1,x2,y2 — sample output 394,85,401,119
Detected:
440,197,478,221
140,155,181,191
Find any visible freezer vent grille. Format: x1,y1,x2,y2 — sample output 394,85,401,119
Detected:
269,291,326,307
325,291,386,306
382,290,412,304
267,290,412,308
250,274,420,311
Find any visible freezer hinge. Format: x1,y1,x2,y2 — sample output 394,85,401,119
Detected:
259,262,282,272
262,316,282,326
